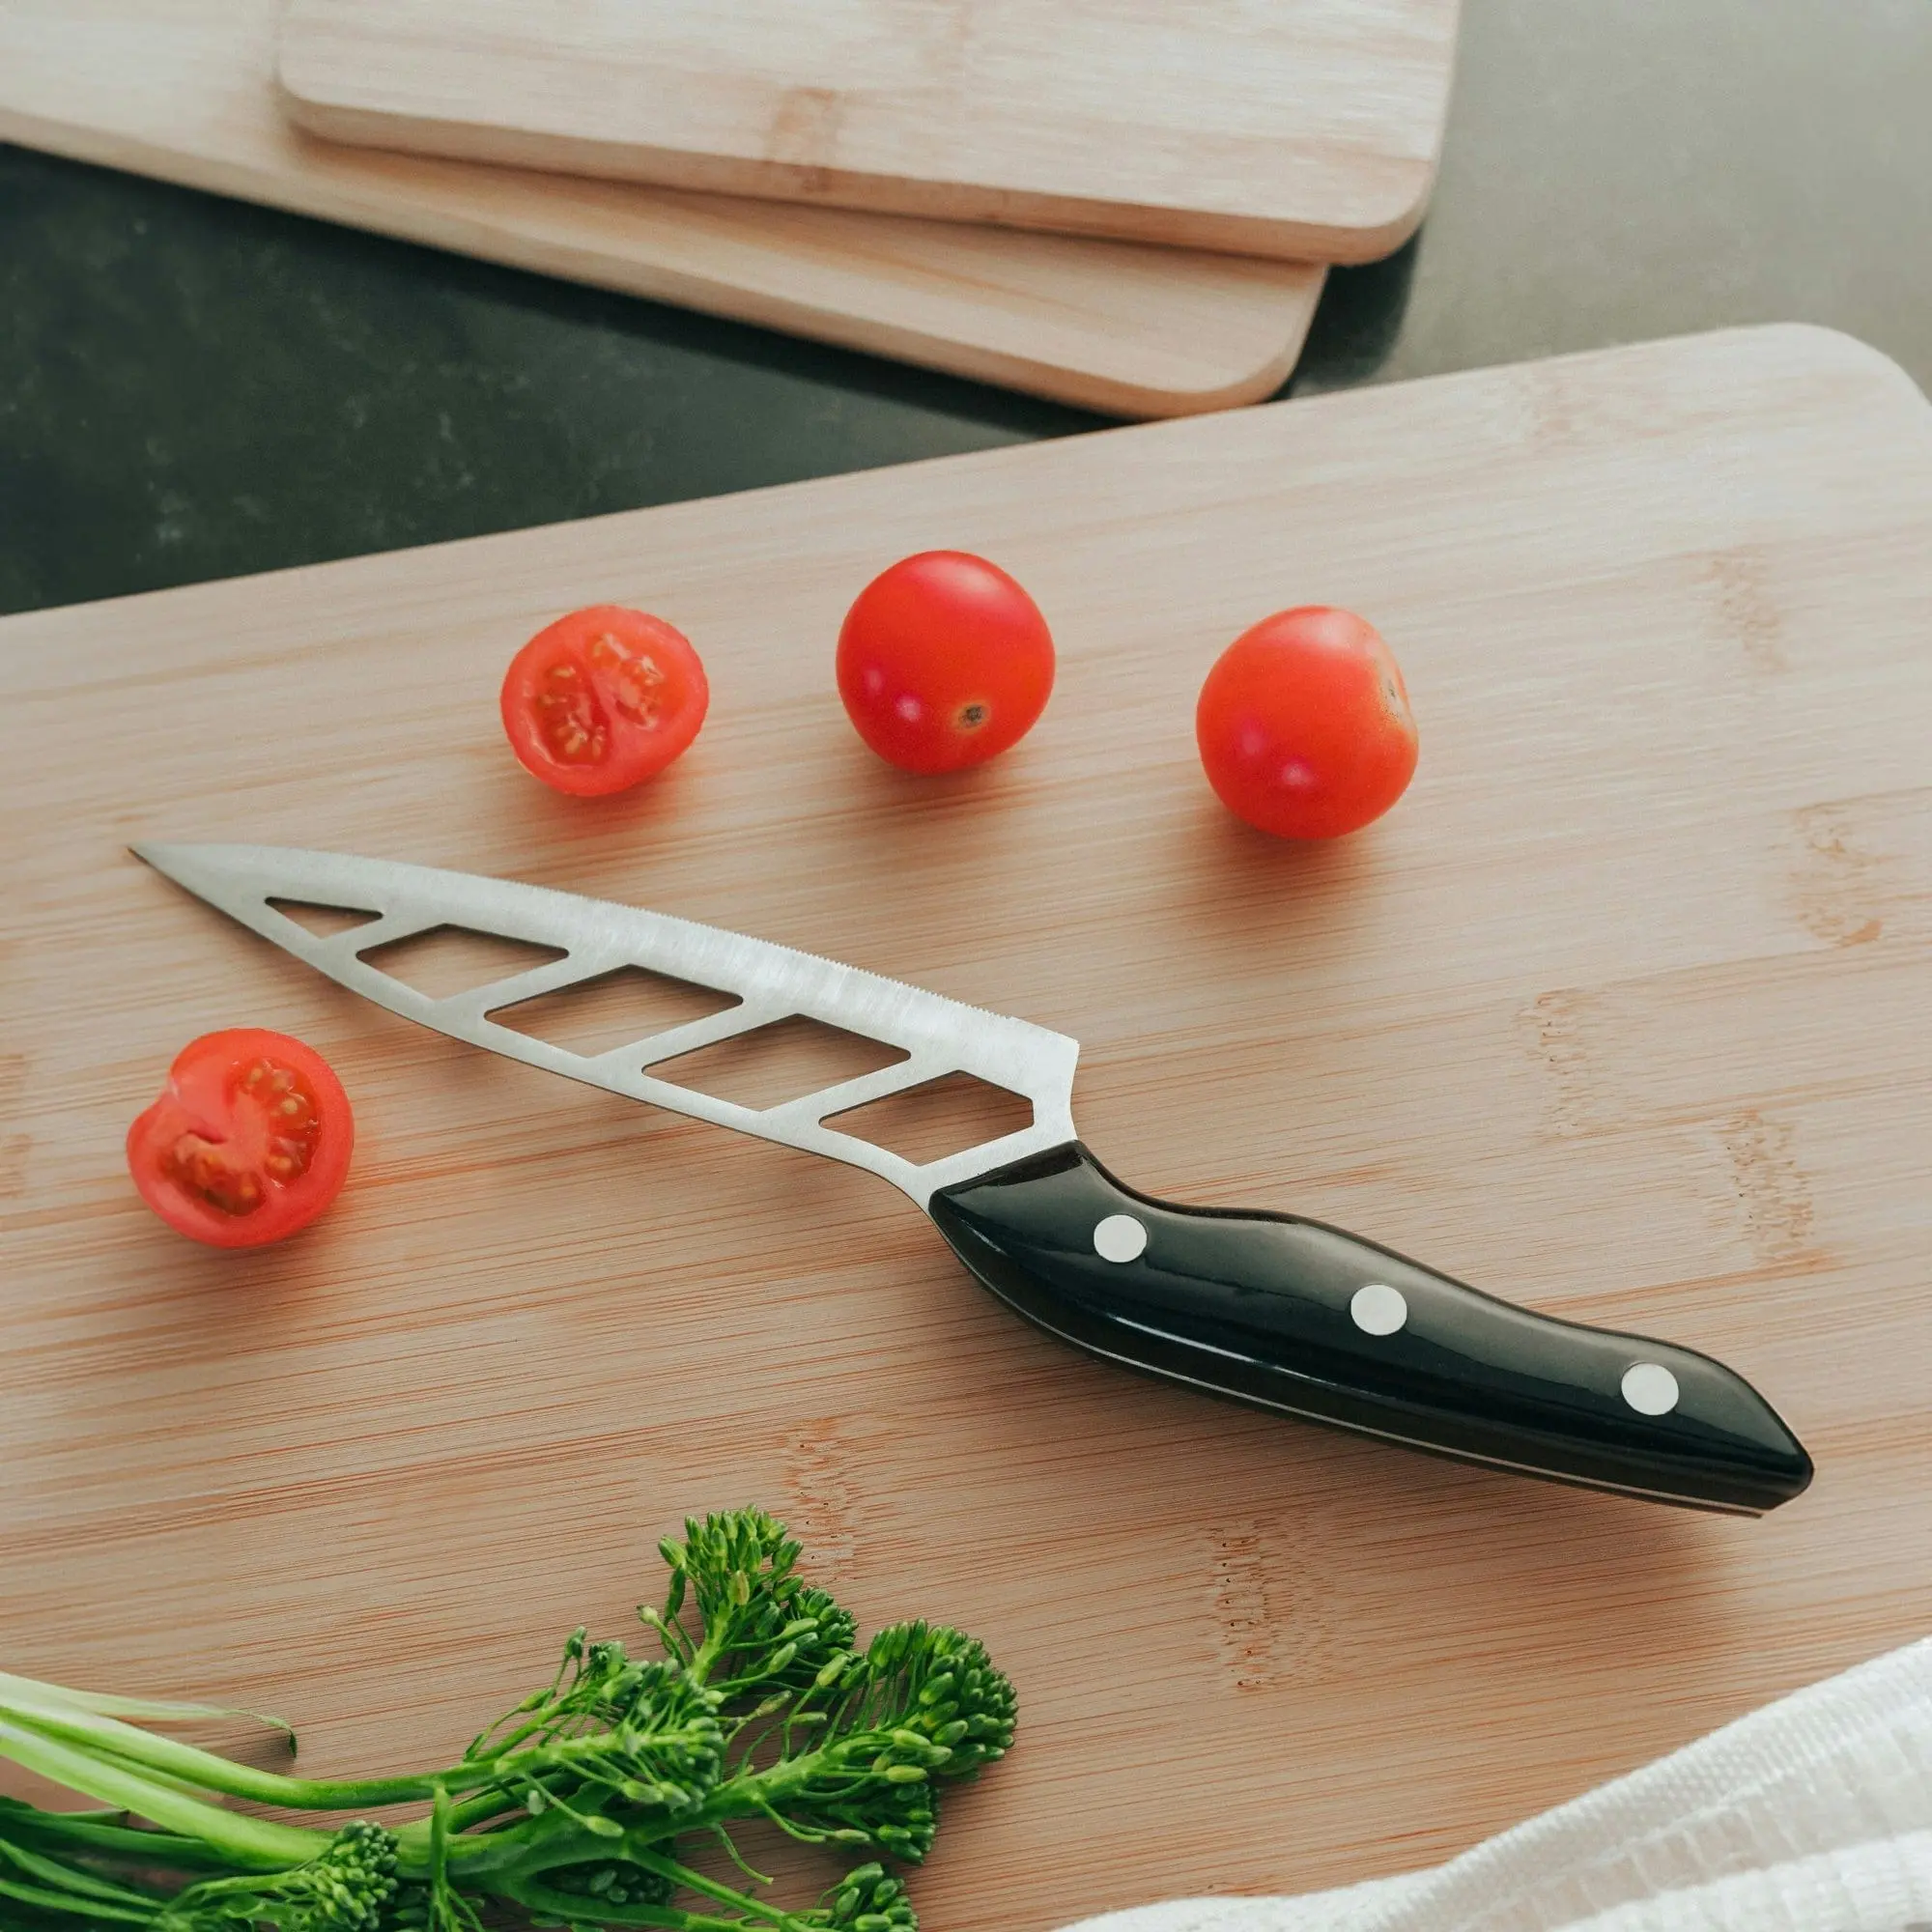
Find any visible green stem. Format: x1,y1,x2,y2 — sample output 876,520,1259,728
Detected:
688,1632,730,1690
1,1706,449,1810
497,1870,724,1931
429,1780,451,1899
0,1673,290,1742
468,1713,550,1763
402,1804,576,1881
671,1744,844,1837
0,1835,166,1907
0,1720,322,1871
434,1788,526,1836
0,1874,158,1924
501,1838,811,1932
0,1812,238,1870
625,1850,814,1932
409,1735,845,1885
639,1607,695,1667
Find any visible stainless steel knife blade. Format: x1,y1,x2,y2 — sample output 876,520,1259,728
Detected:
131,842,1079,1205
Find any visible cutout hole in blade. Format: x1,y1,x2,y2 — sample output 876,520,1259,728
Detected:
269,898,382,939
357,925,567,999
489,966,740,1058
824,1072,1034,1166
649,1015,907,1111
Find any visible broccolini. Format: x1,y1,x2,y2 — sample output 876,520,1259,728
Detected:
0,1509,1014,1932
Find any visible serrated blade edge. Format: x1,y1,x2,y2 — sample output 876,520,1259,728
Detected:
132,843,1080,1206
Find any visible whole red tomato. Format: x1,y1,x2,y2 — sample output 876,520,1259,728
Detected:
1196,607,1418,839
127,1029,355,1248
836,552,1054,773
501,605,708,796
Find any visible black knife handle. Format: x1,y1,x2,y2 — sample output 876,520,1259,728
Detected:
928,1143,1812,1514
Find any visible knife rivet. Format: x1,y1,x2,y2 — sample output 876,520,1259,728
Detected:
1621,1362,1680,1416
1350,1283,1408,1336
1093,1213,1148,1264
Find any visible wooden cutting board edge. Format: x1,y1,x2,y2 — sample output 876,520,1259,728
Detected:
0,1,1328,420
272,85,1434,270
273,0,1459,265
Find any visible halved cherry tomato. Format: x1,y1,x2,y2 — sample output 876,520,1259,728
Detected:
501,605,708,796
1196,607,1418,839
836,552,1054,773
127,1029,354,1249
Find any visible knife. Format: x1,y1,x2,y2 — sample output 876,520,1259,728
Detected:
133,843,1813,1516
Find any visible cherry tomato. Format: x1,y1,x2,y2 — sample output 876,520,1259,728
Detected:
127,1029,355,1249
501,605,708,797
836,552,1054,774
1196,607,1418,840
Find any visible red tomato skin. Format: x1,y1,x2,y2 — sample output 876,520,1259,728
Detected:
127,1029,355,1249
1196,607,1418,840
501,605,709,797
836,552,1054,774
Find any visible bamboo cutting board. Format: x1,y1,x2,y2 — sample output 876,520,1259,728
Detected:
2,327,1930,1930
0,0,1323,418
276,0,1459,263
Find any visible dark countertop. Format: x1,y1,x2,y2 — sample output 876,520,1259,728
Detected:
3,0,1929,620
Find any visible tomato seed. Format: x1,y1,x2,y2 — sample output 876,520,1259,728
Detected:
535,659,611,763
590,634,668,727
165,1135,267,1216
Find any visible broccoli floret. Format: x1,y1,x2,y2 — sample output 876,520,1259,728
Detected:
158,1821,398,1931
815,1862,919,1932
651,1510,860,1696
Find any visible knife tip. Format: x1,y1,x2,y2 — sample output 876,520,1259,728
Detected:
128,840,202,884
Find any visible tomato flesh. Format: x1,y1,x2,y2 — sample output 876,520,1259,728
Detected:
127,1029,354,1248
501,605,708,796
1195,607,1418,840
836,552,1054,774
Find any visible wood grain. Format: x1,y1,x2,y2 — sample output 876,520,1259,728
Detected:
0,0,1323,420
2,326,1930,1930
274,0,1460,263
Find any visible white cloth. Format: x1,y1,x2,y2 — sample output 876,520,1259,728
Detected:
1064,1637,1932,1932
